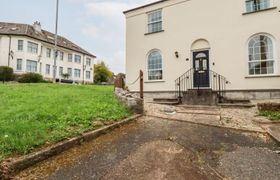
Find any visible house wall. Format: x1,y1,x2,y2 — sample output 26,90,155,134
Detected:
125,0,280,97
0,35,95,83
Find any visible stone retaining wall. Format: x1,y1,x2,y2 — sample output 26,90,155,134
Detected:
115,88,144,114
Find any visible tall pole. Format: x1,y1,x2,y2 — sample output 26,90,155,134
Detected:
53,0,59,83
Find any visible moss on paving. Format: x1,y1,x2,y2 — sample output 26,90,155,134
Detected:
0,84,131,160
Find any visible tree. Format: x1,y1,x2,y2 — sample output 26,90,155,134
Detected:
0,66,14,83
94,61,113,84
62,73,70,80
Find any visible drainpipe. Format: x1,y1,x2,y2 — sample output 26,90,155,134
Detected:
82,54,85,84
8,35,11,67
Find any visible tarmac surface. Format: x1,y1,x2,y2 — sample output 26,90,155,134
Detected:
15,116,280,180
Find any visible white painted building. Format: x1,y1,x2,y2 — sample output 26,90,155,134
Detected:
124,0,280,100
0,22,96,83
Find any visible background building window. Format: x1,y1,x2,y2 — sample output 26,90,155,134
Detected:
74,69,81,78
27,41,38,54
46,48,51,58
59,67,63,76
148,10,162,33
18,40,23,51
67,68,72,77
86,71,91,79
86,58,91,66
246,0,270,12
26,60,37,72
148,50,163,80
60,52,64,61
248,34,274,75
45,64,50,75
16,59,23,71
74,55,81,64
68,54,73,62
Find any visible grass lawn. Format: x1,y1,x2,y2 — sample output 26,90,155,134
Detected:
0,84,131,161
259,111,280,121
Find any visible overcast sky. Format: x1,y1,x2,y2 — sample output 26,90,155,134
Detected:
0,0,156,74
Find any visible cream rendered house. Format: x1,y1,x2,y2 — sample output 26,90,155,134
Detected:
0,22,96,83
124,0,280,102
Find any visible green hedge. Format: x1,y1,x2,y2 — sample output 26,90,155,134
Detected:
0,66,14,83
18,73,44,83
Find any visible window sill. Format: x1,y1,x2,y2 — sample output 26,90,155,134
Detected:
245,74,280,78
242,7,277,15
144,30,164,36
144,80,165,83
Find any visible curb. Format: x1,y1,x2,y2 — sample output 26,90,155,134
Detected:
0,114,142,178
147,115,266,134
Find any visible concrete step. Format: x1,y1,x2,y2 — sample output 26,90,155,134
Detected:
217,103,255,108
222,98,251,104
152,101,181,105
153,98,179,102
177,105,221,110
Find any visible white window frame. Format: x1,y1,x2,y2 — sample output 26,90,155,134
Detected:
86,58,91,66
86,71,91,79
245,0,272,13
147,9,162,33
74,69,81,78
18,40,24,51
27,41,38,54
68,54,73,62
26,60,38,72
45,64,51,75
247,34,277,76
46,48,51,58
16,59,23,71
67,68,72,77
147,50,163,81
60,52,64,61
74,55,81,64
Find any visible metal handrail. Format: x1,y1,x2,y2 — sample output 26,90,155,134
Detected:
175,68,230,103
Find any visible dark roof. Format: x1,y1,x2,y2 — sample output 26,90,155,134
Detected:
0,22,96,58
123,0,168,14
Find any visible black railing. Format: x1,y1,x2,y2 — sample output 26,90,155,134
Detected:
175,68,230,103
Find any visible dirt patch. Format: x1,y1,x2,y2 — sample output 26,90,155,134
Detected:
103,140,220,180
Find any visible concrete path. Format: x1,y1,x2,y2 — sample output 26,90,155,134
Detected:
15,116,280,180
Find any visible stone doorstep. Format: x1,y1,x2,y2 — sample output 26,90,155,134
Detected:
177,111,221,116
260,124,280,144
0,114,142,178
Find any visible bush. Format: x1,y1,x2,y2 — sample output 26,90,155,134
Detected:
18,73,44,83
0,66,14,83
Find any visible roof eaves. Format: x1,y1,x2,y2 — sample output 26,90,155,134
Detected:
123,0,168,14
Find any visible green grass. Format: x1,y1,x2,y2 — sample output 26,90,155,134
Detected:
0,84,131,160
259,111,280,121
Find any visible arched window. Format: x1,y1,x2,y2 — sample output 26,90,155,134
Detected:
248,34,274,75
148,50,162,80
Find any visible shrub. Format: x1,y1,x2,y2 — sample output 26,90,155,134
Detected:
18,73,44,83
0,66,14,83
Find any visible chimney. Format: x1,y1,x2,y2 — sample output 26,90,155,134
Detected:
33,21,42,32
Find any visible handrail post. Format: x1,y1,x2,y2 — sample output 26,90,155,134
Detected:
218,75,221,103
178,77,182,103
140,70,144,99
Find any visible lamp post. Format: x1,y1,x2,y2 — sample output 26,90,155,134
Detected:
53,0,59,83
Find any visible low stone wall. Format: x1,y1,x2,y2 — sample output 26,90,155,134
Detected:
258,103,280,112
115,88,144,114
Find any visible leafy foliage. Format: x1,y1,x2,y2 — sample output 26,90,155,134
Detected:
259,111,280,121
0,66,14,83
94,61,113,84
18,73,44,83
0,84,130,160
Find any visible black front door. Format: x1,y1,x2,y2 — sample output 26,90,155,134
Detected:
193,50,210,88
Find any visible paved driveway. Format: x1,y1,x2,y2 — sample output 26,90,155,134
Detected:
16,116,280,180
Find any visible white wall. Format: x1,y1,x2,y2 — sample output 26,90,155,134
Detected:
0,35,95,83
125,0,280,92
